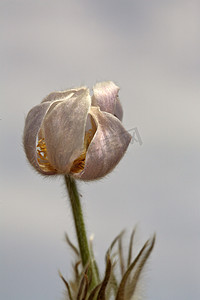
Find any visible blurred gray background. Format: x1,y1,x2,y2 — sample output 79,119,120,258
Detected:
1,0,200,299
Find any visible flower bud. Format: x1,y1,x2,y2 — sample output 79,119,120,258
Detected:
23,81,131,180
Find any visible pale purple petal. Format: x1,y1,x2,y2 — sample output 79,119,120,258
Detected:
114,98,123,121
42,88,91,173
74,107,131,180
42,87,86,103
92,81,123,120
23,102,56,175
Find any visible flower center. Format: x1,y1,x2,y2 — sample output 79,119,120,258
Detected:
36,138,56,172
70,129,94,174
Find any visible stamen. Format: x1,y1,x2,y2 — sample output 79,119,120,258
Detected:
70,128,95,174
70,152,86,173
36,138,56,172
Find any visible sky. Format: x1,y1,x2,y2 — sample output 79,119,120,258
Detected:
1,0,200,299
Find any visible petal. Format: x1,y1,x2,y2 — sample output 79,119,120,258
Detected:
42,88,91,173
42,87,86,103
23,102,56,175
92,81,123,120
114,98,123,121
73,107,131,180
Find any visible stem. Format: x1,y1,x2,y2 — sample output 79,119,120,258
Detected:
64,175,98,289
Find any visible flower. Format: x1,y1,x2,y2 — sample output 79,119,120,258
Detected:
23,81,131,180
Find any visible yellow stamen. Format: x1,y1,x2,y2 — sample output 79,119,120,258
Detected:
70,152,86,173
36,138,56,172
70,129,95,174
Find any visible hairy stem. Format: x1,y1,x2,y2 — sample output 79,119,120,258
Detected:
64,175,98,289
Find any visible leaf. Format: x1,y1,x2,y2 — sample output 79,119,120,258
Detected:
81,274,89,300
76,267,89,300
106,261,118,299
58,270,73,300
65,233,80,257
87,284,101,300
97,255,112,300
126,235,156,299
72,260,81,285
118,232,125,277
127,227,136,268
107,230,125,256
89,236,100,283
115,235,156,300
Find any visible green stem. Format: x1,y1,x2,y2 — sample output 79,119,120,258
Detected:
64,175,98,289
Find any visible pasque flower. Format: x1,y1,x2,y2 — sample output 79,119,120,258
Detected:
23,81,131,180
